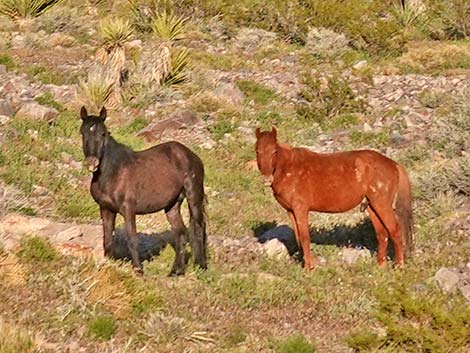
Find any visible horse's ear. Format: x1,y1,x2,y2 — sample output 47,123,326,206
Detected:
99,107,107,121
80,106,88,120
271,126,277,139
255,127,261,139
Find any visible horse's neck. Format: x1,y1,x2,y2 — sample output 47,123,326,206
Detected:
276,144,315,172
96,136,134,180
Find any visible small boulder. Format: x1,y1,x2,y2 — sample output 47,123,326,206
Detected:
0,99,14,118
341,247,371,265
213,83,245,105
16,101,58,122
262,238,289,259
434,268,460,293
137,109,202,142
258,225,298,255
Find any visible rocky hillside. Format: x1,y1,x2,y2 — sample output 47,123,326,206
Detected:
0,1,469,352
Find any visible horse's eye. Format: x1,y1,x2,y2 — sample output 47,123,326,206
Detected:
101,132,106,137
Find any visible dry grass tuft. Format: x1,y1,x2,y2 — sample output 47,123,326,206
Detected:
82,263,133,319
0,318,35,352
0,253,27,287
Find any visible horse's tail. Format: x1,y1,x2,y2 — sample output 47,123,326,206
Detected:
186,161,208,270
395,164,414,258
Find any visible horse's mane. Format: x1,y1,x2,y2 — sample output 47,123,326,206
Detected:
105,135,136,171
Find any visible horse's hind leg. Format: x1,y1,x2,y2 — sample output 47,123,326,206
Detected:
366,206,389,267
184,177,207,270
369,203,404,267
165,200,187,276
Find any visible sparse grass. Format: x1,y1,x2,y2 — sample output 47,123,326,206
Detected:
0,53,16,70
0,319,35,353
236,80,277,105
350,129,390,148
34,92,63,111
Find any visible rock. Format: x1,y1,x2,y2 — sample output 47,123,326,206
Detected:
263,238,289,259
16,101,58,122
258,225,298,255
199,140,216,150
434,268,460,293
213,83,245,105
0,65,6,74
341,248,371,265
305,27,349,56
0,115,9,125
353,60,368,70
235,28,277,49
137,110,203,142
0,99,14,117
48,32,76,47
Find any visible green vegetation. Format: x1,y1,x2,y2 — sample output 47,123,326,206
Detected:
87,315,116,340
274,334,316,353
17,236,59,263
236,80,277,105
0,54,15,70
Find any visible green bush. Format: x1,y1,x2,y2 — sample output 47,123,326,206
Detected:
87,315,116,341
296,71,366,127
274,334,316,353
17,236,59,263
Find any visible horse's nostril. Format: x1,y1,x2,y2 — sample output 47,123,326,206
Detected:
83,156,99,172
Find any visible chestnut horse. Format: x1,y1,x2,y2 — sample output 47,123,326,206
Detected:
80,107,207,275
255,127,413,270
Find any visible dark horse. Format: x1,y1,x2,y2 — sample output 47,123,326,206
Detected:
80,107,207,275
255,127,413,270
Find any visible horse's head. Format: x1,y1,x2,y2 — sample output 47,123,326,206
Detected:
80,106,109,173
255,127,278,186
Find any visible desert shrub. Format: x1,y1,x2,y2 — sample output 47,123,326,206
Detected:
296,71,366,127
346,284,470,352
415,157,469,203
426,0,470,39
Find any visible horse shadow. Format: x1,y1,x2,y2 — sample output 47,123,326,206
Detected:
107,228,175,262
253,219,390,258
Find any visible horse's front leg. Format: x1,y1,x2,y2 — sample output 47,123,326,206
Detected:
122,205,142,274
287,211,302,261
293,208,317,270
100,207,116,257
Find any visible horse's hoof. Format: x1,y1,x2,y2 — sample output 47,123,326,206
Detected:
168,269,185,277
134,268,144,276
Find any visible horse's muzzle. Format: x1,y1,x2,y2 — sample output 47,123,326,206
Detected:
83,156,99,173
262,175,274,187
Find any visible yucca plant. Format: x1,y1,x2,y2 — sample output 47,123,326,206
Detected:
0,0,62,20
99,16,134,49
95,17,134,106
78,70,114,113
162,47,189,86
150,9,187,42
